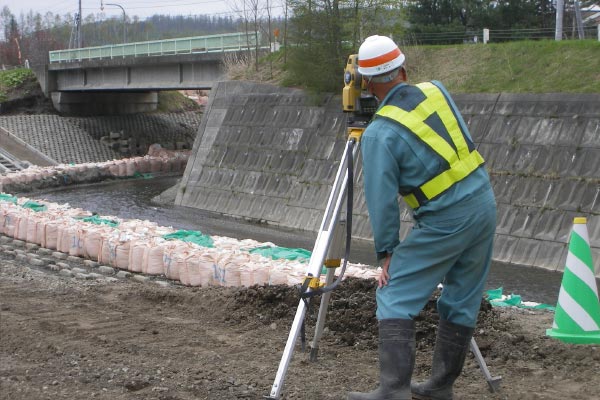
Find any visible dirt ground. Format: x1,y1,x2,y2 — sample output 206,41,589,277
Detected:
0,242,599,400
0,79,57,115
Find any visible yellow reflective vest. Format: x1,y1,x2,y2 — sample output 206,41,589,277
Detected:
375,82,485,209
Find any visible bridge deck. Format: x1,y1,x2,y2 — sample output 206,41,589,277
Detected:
50,32,263,63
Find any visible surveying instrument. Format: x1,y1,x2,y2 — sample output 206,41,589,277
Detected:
266,55,501,399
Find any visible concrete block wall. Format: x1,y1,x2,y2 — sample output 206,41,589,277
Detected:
0,112,202,164
455,93,600,276
68,112,201,150
175,81,349,233
0,115,119,163
177,82,599,276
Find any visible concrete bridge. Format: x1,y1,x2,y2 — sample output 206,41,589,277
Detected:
33,32,264,115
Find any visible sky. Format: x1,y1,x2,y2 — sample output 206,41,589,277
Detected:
1,0,262,20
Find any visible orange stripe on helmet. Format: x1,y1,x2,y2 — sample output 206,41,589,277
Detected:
358,48,402,68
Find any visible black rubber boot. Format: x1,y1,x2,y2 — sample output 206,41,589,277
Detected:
411,319,474,400
347,319,415,400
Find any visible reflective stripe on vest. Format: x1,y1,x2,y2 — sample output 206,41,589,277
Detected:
376,82,485,209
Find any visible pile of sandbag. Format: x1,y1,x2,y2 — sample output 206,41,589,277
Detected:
0,144,190,192
0,193,379,287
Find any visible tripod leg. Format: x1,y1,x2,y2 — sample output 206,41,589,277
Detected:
309,267,335,361
309,220,346,361
266,141,359,399
470,337,502,392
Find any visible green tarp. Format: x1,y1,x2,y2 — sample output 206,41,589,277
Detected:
0,194,17,204
248,245,330,274
248,246,312,262
74,215,120,227
21,200,47,212
163,230,214,248
132,172,154,179
486,287,555,311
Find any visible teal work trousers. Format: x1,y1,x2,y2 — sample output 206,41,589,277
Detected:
376,186,497,327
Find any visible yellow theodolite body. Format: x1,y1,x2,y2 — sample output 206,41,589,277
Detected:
342,54,363,113
342,54,378,131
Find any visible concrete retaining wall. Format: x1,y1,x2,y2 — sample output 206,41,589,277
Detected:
175,81,348,233
176,82,599,276
457,93,600,277
0,112,201,164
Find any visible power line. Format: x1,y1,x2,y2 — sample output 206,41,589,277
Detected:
126,0,227,8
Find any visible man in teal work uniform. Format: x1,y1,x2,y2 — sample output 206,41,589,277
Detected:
347,35,497,400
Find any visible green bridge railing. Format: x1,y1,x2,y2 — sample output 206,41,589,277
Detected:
49,32,263,63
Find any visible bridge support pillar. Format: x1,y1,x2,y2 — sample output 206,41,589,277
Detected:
51,91,158,115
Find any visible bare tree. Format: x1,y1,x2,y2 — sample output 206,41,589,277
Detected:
1,7,21,66
280,0,290,64
228,0,264,72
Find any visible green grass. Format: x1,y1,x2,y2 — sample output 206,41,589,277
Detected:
0,68,35,102
2,40,599,106
403,40,600,93
156,90,201,112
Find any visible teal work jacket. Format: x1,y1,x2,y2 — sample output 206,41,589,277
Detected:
361,80,492,260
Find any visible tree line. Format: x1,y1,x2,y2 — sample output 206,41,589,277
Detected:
1,0,594,92
0,9,249,66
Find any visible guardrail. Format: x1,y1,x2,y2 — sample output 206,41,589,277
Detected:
49,32,262,63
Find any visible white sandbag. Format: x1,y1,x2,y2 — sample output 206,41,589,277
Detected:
57,223,81,256
15,211,28,241
108,162,120,176
248,254,271,286
70,227,85,257
56,225,67,253
118,160,128,177
162,242,191,281
44,221,60,250
269,264,292,286
215,252,250,287
161,158,173,173
149,157,162,173
178,251,195,286
23,172,36,183
186,250,216,287
35,216,49,247
239,238,263,250
113,236,131,270
40,169,54,179
125,159,137,177
10,174,26,185
346,263,380,280
211,236,243,251
134,157,150,173
128,239,148,272
287,264,307,286
2,209,19,237
96,161,111,175
99,235,113,265
170,156,183,172
240,263,256,287
26,214,44,245
142,243,165,275
147,144,162,157
0,206,8,232
81,227,107,261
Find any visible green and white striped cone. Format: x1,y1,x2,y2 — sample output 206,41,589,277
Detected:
546,217,600,344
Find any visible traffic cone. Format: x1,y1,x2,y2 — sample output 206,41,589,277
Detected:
546,217,600,344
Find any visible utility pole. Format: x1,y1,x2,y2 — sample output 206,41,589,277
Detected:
555,0,564,41
77,0,82,47
574,1,585,39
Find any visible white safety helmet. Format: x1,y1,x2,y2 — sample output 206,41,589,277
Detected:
357,35,405,77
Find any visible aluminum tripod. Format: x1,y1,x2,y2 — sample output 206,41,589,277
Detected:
266,131,501,399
